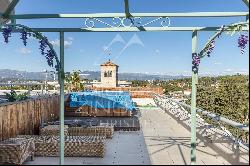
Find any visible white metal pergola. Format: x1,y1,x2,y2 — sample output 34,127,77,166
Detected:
0,0,249,165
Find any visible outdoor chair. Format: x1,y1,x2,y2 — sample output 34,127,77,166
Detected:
0,138,35,165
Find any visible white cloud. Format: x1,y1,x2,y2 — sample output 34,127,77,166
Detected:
50,39,60,47
214,62,222,65
225,68,233,72
155,49,160,54
68,37,74,40
19,48,32,55
50,37,74,48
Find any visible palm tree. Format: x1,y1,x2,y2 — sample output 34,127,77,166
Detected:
65,71,84,92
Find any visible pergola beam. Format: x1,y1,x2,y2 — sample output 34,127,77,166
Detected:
1,26,248,32
3,0,19,17
1,12,248,19
124,0,131,18
242,0,249,8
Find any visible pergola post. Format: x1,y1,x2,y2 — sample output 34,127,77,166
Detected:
59,31,65,165
191,30,198,165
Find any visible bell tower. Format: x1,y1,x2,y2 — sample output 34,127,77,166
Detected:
100,60,119,87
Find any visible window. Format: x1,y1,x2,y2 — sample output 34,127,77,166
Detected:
104,71,112,77
108,71,112,77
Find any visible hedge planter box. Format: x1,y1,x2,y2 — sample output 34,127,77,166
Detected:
17,135,106,157
0,138,35,165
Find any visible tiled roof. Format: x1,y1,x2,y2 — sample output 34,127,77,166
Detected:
101,60,119,67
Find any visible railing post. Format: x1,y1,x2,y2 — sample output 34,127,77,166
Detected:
59,31,65,165
191,30,198,165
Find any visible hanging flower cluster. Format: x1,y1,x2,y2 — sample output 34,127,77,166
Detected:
205,40,215,57
238,34,249,54
39,37,49,55
45,49,56,67
202,25,225,57
202,25,249,57
2,26,12,43
1,25,59,71
20,29,31,46
194,23,249,74
192,53,200,74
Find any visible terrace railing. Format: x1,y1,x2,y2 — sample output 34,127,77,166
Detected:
153,93,249,165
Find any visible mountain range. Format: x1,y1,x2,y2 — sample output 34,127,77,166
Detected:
0,69,188,81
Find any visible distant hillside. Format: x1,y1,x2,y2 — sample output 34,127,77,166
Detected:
0,69,50,81
0,69,188,81
81,70,188,81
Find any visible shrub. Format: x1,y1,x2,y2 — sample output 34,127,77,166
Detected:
4,90,29,102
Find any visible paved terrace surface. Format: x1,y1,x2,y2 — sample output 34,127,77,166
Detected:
24,131,151,165
24,108,248,165
140,108,233,165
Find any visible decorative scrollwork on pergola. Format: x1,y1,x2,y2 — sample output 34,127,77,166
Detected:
84,17,171,28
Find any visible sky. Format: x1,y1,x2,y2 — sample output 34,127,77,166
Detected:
0,0,249,76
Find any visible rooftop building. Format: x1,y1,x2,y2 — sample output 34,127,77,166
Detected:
100,60,119,87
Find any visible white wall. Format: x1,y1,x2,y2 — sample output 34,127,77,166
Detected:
132,98,156,107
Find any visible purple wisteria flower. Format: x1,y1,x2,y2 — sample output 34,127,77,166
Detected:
45,49,55,67
2,26,12,43
55,64,60,72
206,40,215,57
192,53,200,74
39,37,49,55
20,29,31,46
1,25,59,72
192,54,201,66
238,34,249,54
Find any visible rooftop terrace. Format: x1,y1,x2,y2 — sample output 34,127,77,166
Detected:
22,107,248,165
0,0,249,165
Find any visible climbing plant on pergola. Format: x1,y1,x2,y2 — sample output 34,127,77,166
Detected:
0,0,249,165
